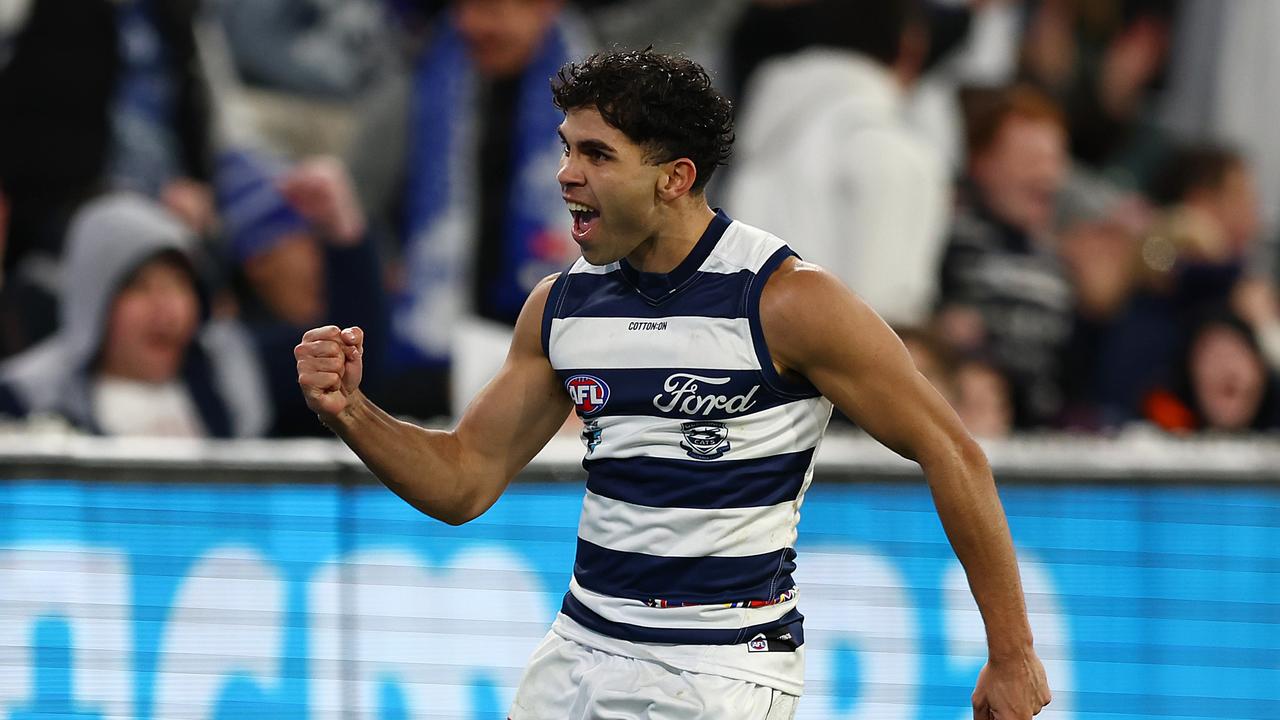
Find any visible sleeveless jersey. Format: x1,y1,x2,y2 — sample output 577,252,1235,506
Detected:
540,211,833,694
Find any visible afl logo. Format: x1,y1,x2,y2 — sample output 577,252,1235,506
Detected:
566,375,610,416
680,421,730,460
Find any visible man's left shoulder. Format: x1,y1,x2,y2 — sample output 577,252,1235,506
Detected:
759,257,846,324
757,256,880,376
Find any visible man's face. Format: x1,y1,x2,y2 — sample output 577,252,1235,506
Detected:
970,116,1067,236
99,256,200,383
453,0,560,78
557,107,665,265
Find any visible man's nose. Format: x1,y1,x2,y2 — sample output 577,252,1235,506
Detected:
557,155,584,186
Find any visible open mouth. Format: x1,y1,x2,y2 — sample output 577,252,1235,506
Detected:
567,201,601,240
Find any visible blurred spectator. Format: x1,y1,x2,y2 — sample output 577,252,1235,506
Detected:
0,0,117,273
215,149,390,436
953,356,1015,439
0,0,118,356
1056,180,1144,325
0,0,215,359
1161,0,1280,242
1147,144,1261,266
0,194,270,437
1143,310,1280,433
1090,144,1280,421
724,0,983,105
576,0,745,84
724,0,821,102
110,0,215,232
907,0,1025,172
721,0,999,179
727,0,950,328
1047,169,1152,428
215,0,394,158
937,85,1075,428
219,0,388,99
347,0,582,418
1020,0,1177,190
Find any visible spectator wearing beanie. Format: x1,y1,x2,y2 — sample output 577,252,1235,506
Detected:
214,147,389,436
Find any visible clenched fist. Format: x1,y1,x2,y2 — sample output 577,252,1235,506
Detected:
295,325,364,420
972,650,1052,720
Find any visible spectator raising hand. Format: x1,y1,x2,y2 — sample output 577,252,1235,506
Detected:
214,148,388,436
278,156,367,245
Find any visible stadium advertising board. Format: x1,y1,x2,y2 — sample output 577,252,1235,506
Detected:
1,481,1276,719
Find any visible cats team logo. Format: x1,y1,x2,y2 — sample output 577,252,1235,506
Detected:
680,421,730,459
566,375,610,416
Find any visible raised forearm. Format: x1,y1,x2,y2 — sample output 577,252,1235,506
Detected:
921,440,1035,659
326,391,492,525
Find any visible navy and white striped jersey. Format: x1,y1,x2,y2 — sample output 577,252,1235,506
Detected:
541,210,833,694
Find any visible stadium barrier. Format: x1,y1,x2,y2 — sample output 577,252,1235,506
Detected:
1,430,1277,719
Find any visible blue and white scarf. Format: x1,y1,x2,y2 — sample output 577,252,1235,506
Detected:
110,0,182,195
392,18,576,368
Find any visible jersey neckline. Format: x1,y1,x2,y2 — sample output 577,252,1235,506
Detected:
618,209,732,304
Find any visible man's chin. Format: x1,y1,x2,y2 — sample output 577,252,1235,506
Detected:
579,246,618,267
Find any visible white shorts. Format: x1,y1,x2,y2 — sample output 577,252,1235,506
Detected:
508,630,798,720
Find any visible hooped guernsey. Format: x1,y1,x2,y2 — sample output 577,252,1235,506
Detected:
541,210,833,695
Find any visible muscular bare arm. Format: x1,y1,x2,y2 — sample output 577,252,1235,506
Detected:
295,275,572,525
761,258,1052,720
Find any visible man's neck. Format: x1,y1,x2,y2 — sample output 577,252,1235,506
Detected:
625,203,717,274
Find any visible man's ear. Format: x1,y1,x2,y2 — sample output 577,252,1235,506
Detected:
656,158,698,201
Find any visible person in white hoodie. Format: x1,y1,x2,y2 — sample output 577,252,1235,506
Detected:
0,192,270,436
725,0,949,328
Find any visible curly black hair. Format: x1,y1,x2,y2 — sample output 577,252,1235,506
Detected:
551,48,734,193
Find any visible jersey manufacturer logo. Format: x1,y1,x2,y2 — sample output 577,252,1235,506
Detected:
566,375,610,416
627,321,668,331
653,373,760,416
680,421,730,459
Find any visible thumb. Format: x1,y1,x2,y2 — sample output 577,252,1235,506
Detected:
341,326,364,352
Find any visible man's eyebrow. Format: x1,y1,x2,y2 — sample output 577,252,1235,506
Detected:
558,130,617,155
578,139,617,155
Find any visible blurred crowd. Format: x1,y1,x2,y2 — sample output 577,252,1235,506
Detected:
1,0,1278,440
